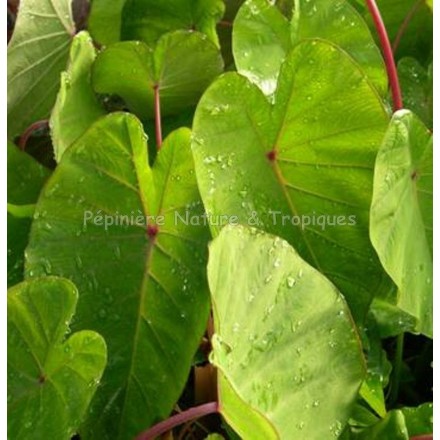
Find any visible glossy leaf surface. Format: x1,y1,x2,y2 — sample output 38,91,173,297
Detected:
370,110,432,337
193,39,389,322
209,225,365,439
25,114,211,438
8,277,107,439
92,31,224,121
233,0,387,96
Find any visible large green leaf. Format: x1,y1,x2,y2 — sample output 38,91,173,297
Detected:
88,0,127,45
7,142,51,287
233,0,387,96
192,39,389,322
92,31,224,121
50,31,105,163
8,277,107,439
7,0,75,139
25,113,211,439
208,225,365,439
121,0,225,46
398,58,433,129
370,110,432,337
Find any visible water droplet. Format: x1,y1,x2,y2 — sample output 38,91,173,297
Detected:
287,277,296,288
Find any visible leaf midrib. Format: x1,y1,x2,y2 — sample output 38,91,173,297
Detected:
116,124,181,435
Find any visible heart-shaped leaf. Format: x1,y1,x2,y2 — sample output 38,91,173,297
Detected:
208,225,365,439
7,0,75,139
192,39,390,322
92,30,224,121
233,0,387,96
8,277,107,439
50,31,105,162
7,142,51,287
370,110,432,337
121,0,225,46
25,113,211,438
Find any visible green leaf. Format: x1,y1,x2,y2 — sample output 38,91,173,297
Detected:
401,403,433,436
348,404,380,428
364,0,433,63
368,298,418,338
121,0,225,46
8,277,107,439
7,203,36,218
50,31,105,163
351,410,408,439
359,320,392,417
192,39,389,322
233,0,387,96
92,31,224,121
7,142,51,287
7,0,75,139
370,110,432,337
426,0,433,10
398,58,433,129
208,225,365,440
88,0,127,45
25,113,211,438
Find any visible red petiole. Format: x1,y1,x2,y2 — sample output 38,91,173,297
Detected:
365,0,403,111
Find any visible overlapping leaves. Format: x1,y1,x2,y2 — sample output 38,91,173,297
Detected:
370,110,432,337
25,114,211,438
233,0,387,96
92,30,224,121
192,39,390,322
8,277,107,439
209,226,365,439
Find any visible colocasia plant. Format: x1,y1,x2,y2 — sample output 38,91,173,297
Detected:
7,0,433,439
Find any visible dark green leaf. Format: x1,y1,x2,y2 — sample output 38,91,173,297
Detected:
92,31,224,121
365,0,433,63
398,58,433,129
192,39,390,322
209,225,365,439
7,0,75,139
121,0,225,46
8,277,107,439
50,31,105,162
368,298,418,338
401,403,433,436
370,110,432,337
88,0,127,45
7,142,51,287
25,113,211,438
